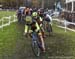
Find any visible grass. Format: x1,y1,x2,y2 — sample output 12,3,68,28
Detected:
46,24,75,56
0,11,75,59
0,11,16,19
0,22,25,59
1,22,75,59
0,11,16,27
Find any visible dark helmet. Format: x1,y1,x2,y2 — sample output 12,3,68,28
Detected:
33,8,37,12
39,11,44,17
38,8,44,16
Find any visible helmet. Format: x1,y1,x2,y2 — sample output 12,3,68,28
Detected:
32,12,38,17
33,8,37,12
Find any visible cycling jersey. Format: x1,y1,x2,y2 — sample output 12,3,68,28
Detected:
45,14,52,22
24,10,43,36
24,21,41,34
31,22,40,32
25,15,32,25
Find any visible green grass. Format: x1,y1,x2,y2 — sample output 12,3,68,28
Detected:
0,11,75,59
45,24,75,57
0,11,16,27
0,22,25,59
0,22,75,59
0,11,16,19
22,24,75,59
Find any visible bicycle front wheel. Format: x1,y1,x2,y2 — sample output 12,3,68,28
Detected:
31,40,40,57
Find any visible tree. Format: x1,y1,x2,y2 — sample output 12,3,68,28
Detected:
0,0,65,9
32,0,39,8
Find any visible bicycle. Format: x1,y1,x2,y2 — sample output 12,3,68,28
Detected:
31,31,42,57
44,21,53,36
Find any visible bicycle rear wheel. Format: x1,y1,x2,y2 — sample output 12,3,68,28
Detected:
46,23,53,36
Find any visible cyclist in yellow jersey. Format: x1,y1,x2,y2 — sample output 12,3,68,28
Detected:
24,16,32,36
31,10,45,52
24,7,32,37
29,21,45,52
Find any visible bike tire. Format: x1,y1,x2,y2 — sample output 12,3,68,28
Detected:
31,40,40,57
46,23,53,36
31,32,41,57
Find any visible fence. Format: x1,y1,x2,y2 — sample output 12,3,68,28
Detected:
0,15,17,30
53,18,75,32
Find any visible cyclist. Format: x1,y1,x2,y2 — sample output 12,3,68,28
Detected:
24,7,37,36
24,7,32,37
25,7,30,15
43,12,53,33
43,13,52,25
30,9,45,52
17,7,23,22
29,20,46,53
38,9,46,38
